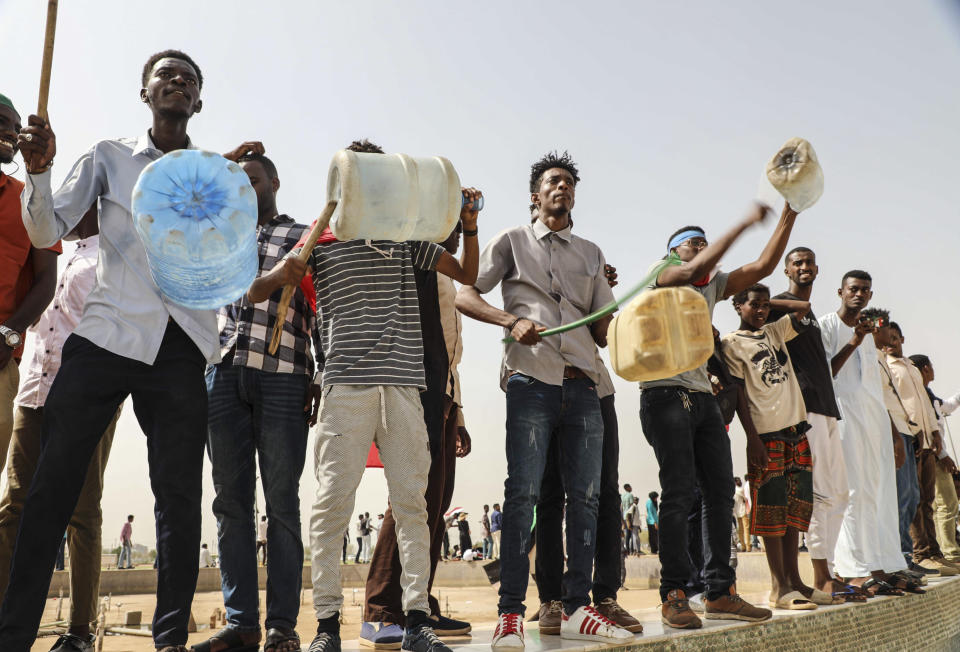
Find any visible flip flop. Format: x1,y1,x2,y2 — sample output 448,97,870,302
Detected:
807,588,844,605
769,590,818,610
265,627,301,652
831,586,867,603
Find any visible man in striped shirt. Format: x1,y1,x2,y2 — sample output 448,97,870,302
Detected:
248,140,480,652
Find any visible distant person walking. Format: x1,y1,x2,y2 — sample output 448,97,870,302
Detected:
490,504,502,559
481,505,493,559
257,515,268,566
646,494,659,555
118,515,134,569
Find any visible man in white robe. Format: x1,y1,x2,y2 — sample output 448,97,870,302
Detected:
819,270,907,589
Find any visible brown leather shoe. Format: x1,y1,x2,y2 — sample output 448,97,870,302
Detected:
704,586,772,622
661,589,702,629
594,597,643,633
537,600,563,635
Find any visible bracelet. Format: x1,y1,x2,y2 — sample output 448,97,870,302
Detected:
463,228,478,237
27,160,53,175
507,317,523,331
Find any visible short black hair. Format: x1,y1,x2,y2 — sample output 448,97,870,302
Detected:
529,150,580,193
909,354,931,370
667,225,705,251
889,321,903,337
142,50,203,89
784,246,814,264
860,307,890,323
842,269,872,284
347,139,384,154
237,153,278,180
732,283,770,306
649,491,659,499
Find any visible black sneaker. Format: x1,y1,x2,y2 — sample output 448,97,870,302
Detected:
402,624,452,652
308,632,342,652
431,614,471,636
49,634,94,652
908,561,938,576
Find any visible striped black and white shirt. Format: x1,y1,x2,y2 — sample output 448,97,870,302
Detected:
296,239,444,388
218,215,321,378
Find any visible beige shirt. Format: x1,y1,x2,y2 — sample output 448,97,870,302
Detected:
876,353,917,437
474,220,615,391
437,274,466,427
720,314,807,435
887,354,940,449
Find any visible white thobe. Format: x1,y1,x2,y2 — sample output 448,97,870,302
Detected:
820,313,905,576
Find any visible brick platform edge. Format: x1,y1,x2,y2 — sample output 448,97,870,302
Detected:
591,578,960,652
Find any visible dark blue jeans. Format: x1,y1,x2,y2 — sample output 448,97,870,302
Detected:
639,387,735,601
497,374,603,616
536,394,621,604
895,433,920,563
206,364,310,632
0,326,206,650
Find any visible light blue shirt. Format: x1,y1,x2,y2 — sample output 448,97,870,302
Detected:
21,133,220,364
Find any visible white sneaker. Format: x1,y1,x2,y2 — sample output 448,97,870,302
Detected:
687,592,705,613
560,605,634,643
491,613,524,650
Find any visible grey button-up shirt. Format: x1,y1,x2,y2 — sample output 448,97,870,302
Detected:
474,219,615,390
21,133,220,364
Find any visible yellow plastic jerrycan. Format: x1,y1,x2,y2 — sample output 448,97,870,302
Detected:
607,286,714,382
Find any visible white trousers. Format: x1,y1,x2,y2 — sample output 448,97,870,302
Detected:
310,385,431,618
805,413,848,575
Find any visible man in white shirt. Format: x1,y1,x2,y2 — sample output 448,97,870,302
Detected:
200,544,212,568
819,271,908,594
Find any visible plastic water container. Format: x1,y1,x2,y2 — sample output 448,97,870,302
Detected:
132,150,258,310
607,286,714,382
766,137,823,212
326,150,462,242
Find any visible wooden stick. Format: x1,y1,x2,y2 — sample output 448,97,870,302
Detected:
37,0,59,121
268,199,338,354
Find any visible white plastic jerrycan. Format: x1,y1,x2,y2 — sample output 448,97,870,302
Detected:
607,286,714,382
766,137,824,212
326,150,462,243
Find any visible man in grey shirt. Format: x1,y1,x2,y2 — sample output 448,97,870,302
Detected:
7,50,252,652
639,203,799,629
458,151,632,648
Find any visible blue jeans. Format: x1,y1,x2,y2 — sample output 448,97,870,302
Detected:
639,387,736,601
895,433,920,563
206,364,310,632
118,541,132,568
497,374,603,616
482,537,493,559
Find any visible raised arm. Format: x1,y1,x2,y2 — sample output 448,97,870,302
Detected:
435,188,481,285
657,202,768,287
769,297,811,320
723,203,799,299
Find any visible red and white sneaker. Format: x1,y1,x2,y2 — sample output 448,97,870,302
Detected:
491,613,524,650
560,605,635,643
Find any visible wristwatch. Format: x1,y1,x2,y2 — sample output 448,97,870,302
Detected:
0,325,22,349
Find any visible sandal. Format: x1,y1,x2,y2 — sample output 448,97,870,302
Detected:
861,578,904,597
265,627,301,652
888,572,926,594
190,627,260,652
831,586,868,603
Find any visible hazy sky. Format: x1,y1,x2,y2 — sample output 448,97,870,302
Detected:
2,1,959,551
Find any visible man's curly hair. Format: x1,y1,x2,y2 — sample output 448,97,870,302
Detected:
529,150,580,193
141,50,203,89
346,139,384,154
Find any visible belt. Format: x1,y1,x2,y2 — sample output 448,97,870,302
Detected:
563,366,589,380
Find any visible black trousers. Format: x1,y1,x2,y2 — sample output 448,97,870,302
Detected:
535,394,620,604
0,325,207,651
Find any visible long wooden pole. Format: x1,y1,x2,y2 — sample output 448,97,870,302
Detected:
37,0,59,121
268,199,338,354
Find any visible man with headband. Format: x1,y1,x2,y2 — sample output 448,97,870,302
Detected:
639,203,799,629
0,93,59,480
3,53,253,652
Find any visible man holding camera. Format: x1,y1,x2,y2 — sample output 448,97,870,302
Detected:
819,271,908,593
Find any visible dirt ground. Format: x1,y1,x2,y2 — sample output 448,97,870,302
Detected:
33,580,670,652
